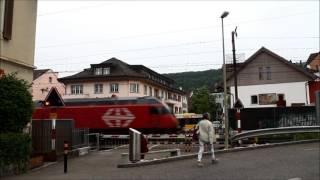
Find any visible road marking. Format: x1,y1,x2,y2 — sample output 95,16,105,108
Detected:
288,177,302,180
303,148,315,151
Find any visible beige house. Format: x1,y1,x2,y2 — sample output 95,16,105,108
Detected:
32,69,65,101
0,0,38,83
59,58,188,114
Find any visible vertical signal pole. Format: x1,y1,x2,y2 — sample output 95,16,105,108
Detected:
64,141,68,173
236,109,241,133
232,27,238,101
51,118,56,151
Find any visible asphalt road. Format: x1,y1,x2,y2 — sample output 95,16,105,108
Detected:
4,142,319,180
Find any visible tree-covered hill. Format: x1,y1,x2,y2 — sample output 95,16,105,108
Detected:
163,69,222,92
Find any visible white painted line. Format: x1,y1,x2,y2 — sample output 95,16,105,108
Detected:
303,148,315,151
288,177,302,180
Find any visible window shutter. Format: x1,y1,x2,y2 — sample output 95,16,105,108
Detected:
3,0,14,40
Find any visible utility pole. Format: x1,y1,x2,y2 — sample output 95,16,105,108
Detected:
232,27,238,101
220,11,229,149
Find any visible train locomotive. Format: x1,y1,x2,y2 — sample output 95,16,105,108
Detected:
32,88,179,134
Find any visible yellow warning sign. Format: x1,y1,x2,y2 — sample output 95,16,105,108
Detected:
49,113,57,119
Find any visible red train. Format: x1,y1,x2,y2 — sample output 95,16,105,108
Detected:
32,89,179,134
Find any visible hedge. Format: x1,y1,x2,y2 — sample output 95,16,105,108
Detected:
0,74,33,133
0,133,31,175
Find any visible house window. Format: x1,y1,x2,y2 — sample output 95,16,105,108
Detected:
161,90,164,99
144,85,147,95
251,95,258,104
103,67,110,75
71,85,83,95
259,67,263,80
259,93,277,105
266,66,271,80
0,0,5,34
94,84,103,94
154,89,159,98
94,68,102,75
259,66,272,80
0,0,14,40
174,107,178,114
149,87,152,96
130,83,139,93
49,77,52,83
110,83,119,93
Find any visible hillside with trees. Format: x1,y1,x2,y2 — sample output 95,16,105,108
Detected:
163,69,222,92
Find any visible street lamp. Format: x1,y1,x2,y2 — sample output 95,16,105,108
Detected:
220,11,229,149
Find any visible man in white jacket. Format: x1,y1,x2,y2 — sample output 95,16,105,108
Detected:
196,112,218,166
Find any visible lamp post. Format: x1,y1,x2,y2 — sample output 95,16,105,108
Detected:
220,11,229,149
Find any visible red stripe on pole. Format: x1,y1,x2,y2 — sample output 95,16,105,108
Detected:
51,129,56,139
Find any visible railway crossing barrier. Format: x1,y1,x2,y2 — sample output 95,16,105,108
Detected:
120,149,181,164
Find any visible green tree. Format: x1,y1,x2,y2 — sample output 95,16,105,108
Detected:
190,87,218,120
0,73,33,175
0,73,34,133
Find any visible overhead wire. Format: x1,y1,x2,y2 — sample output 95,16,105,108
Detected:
36,47,317,66
35,10,319,49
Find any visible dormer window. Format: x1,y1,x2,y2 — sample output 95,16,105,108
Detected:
94,68,102,75
94,67,110,75
103,67,110,75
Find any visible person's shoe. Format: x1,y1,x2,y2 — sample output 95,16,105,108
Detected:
212,158,219,164
197,162,204,167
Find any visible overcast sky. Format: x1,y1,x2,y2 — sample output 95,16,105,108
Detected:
35,0,320,77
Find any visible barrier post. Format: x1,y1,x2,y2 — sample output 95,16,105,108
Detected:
64,141,68,173
129,128,141,163
236,109,241,133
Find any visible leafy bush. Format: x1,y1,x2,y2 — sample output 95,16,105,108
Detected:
0,73,34,133
0,74,34,176
0,133,31,174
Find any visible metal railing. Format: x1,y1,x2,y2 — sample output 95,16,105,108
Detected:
232,126,320,141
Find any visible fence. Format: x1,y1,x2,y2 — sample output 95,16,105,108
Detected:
32,120,89,155
228,106,318,131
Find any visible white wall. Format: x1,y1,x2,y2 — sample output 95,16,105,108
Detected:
63,80,187,113
230,81,308,108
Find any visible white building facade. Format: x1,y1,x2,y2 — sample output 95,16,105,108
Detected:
230,82,309,108
59,58,188,114
227,47,317,108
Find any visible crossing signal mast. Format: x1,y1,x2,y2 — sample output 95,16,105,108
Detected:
232,26,238,101
42,87,65,107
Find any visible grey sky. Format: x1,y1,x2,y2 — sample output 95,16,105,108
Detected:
35,1,320,77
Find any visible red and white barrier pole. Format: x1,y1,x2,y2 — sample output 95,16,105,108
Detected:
52,119,56,151
235,108,242,145
236,109,241,133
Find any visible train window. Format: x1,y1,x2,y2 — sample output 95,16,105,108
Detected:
149,106,170,115
116,100,137,105
160,107,170,114
149,107,160,114
137,98,160,104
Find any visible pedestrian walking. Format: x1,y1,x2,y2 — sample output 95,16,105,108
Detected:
196,112,218,167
